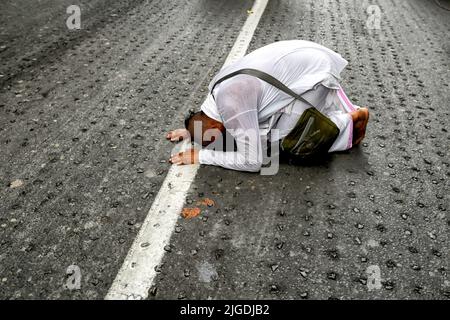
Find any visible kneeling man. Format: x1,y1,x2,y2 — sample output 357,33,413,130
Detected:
167,40,369,172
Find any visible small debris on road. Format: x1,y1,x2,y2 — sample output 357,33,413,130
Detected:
181,207,201,219
197,197,215,207
9,179,24,188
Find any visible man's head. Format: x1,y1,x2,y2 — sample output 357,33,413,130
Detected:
184,110,225,147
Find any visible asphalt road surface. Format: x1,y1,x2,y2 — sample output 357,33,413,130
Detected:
0,0,449,300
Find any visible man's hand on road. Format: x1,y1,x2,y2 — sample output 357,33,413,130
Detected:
169,148,199,165
166,128,190,142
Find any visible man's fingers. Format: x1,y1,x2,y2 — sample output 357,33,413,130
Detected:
169,152,183,165
169,149,198,165
166,131,179,141
166,129,189,142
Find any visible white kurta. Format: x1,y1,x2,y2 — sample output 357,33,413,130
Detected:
199,40,356,172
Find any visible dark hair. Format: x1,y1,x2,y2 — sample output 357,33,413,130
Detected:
184,110,203,129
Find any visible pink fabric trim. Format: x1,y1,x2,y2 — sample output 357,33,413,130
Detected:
337,87,357,112
336,92,347,113
336,90,349,112
347,113,353,149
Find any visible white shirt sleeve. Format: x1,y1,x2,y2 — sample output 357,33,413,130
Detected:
199,76,263,172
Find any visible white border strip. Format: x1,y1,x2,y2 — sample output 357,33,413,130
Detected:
105,0,269,300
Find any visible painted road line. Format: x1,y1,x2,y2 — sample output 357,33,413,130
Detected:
105,0,269,300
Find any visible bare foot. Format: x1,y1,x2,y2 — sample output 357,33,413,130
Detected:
350,107,369,145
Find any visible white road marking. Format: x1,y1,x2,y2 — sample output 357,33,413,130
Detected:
366,265,382,291
105,0,269,300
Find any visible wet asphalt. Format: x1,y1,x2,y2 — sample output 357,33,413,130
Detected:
0,0,449,299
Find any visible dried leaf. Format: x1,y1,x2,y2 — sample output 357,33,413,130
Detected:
181,207,201,219
197,198,215,207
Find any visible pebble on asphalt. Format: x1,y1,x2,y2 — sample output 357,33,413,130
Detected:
9,179,24,188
